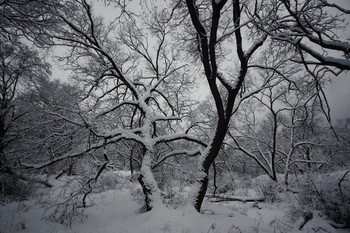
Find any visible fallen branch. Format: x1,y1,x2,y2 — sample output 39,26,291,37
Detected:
328,220,347,229
2,166,53,188
206,194,265,202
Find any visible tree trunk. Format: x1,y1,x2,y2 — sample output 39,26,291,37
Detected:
0,111,6,172
193,121,228,212
138,150,162,211
283,161,290,187
193,171,209,212
138,173,153,211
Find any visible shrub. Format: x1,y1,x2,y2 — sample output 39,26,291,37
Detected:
0,174,33,202
252,174,284,202
297,170,350,225
215,172,253,195
95,170,133,191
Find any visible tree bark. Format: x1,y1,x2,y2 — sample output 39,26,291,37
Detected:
193,119,230,211
138,149,162,211
138,173,153,211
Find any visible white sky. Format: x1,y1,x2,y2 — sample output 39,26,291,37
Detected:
325,73,350,121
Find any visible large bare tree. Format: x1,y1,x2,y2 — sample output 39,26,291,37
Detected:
21,0,205,211
182,0,350,211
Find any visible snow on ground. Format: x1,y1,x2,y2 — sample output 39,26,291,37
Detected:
1,186,350,233
0,189,269,233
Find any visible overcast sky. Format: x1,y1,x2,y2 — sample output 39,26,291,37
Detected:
325,74,350,122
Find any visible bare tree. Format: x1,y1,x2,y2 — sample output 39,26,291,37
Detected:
182,0,273,211
181,0,350,211
19,0,205,211
228,82,325,185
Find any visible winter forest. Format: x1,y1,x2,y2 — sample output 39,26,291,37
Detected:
1,0,350,232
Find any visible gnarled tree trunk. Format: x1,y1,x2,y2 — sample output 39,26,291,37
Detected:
138,148,162,211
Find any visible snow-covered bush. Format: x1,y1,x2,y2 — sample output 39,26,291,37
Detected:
215,172,253,195
131,186,148,213
163,191,187,209
163,186,189,209
252,174,284,202
44,193,87,227
0,174,33,202
41,176,93,226
95,170,133,191
42,171,138,226
297,170,350,225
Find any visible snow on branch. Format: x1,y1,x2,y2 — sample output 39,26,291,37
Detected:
320,0,350,14
231,80,274,116
3,167,53,188
99,127,143,143
244,34,267,59
21,134,134,170
228,132,272,176
306,35,350,53
153,115,181,122
96,100,139,118
298,43,350,70
152,148,202,169
154,133,207,147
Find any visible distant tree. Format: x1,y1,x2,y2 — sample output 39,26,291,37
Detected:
0,0,58,46
17,78,85,176
0,36,51,189
228,69,327,184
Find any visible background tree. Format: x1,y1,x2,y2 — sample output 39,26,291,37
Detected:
0,37,51,174
0,0,59,46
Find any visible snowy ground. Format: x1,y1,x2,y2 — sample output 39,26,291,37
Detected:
1,187,349,233
1,173,349,233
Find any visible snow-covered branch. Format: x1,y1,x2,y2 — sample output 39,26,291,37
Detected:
154,133,207,147
152,148,202,169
